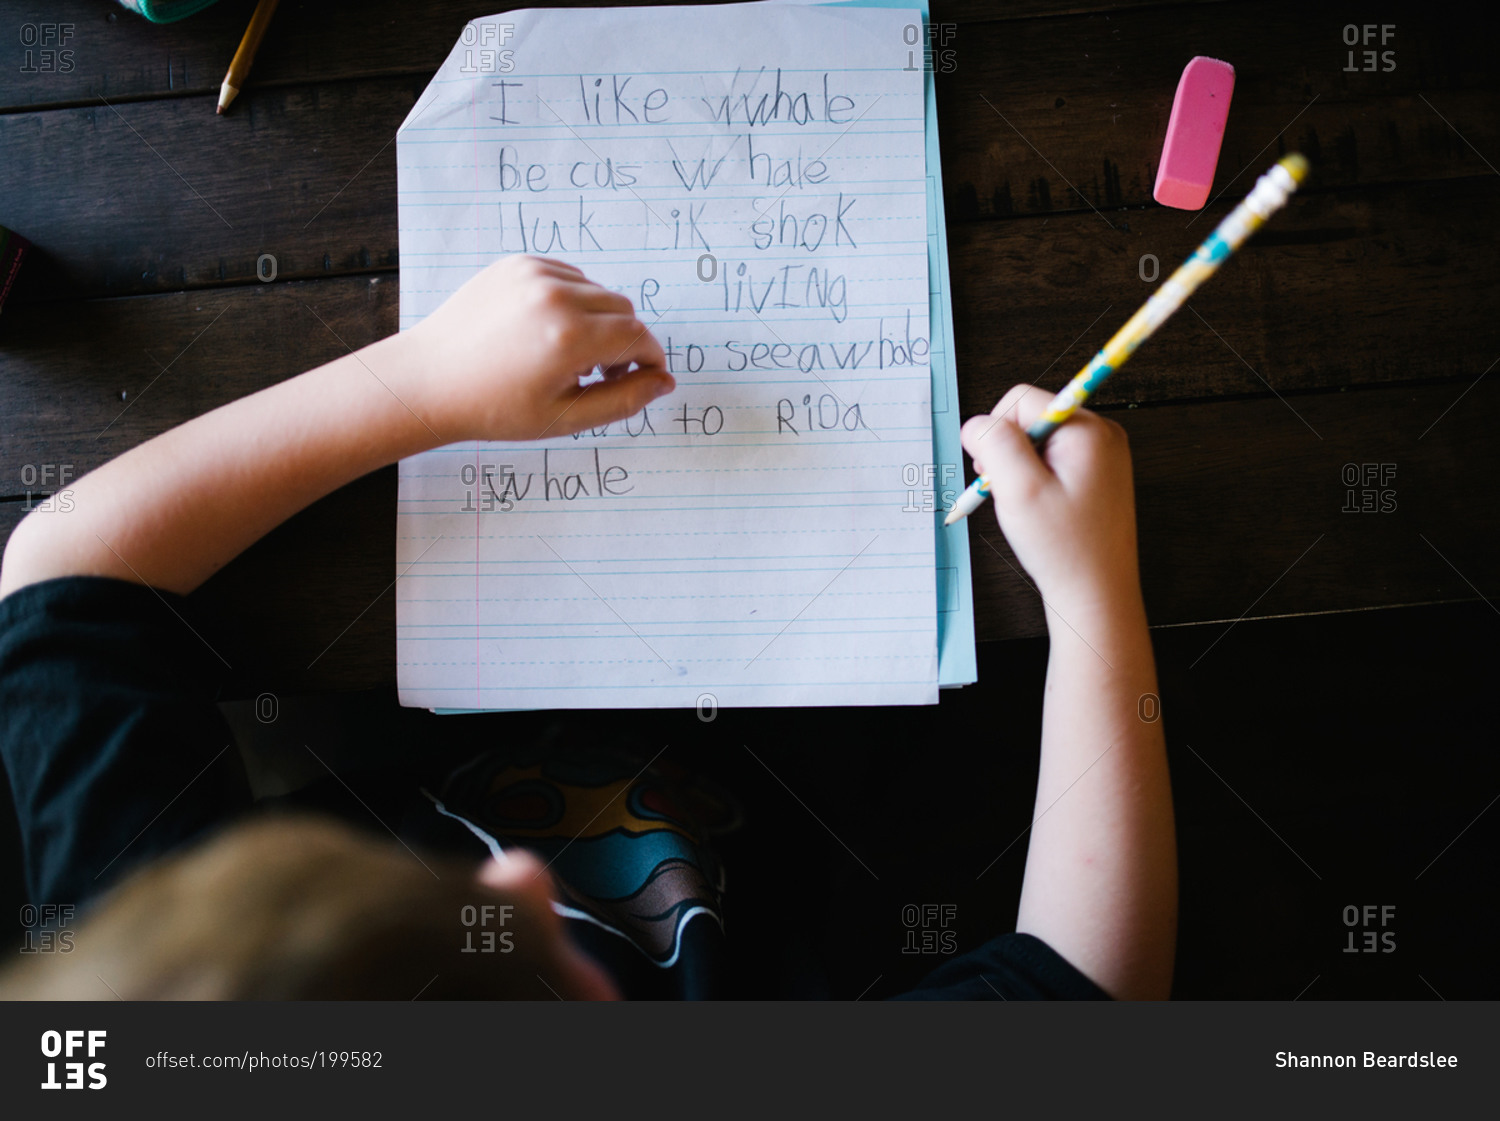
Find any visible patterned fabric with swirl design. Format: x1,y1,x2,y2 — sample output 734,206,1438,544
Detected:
432,744,741,999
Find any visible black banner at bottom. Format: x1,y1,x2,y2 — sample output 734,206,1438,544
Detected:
0,1001,1488,1112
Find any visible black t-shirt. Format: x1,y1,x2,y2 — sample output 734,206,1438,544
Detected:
0,576,1108,1001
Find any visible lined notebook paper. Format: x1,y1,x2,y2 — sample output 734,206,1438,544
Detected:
395,4,938,708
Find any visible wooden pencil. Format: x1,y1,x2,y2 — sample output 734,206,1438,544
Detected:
217,0,281,115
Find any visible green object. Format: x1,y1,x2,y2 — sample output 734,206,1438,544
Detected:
114,0,223,22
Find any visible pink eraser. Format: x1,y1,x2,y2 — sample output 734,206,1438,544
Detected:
1154,57,1235,210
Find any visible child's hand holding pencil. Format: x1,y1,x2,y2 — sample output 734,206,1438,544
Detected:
961,385,1142,616
947,153,1308,526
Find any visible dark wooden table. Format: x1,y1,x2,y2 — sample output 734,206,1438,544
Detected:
2,0,1495,697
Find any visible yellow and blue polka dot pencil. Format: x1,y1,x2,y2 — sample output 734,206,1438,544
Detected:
945,153,1309,526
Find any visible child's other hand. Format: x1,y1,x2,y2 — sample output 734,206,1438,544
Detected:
960,384,1141,614
404,255,674,442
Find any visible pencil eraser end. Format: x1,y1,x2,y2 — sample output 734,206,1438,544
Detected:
1154,56,1234,211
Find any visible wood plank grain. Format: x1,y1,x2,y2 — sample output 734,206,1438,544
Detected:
2,3,1491,301
0,274,400,483
935,0,1496,221
4,377,1493,693
2,174,1494,487
949,175,1500,412
0,0,1225,112
966,375,1500,645
0,78,417,300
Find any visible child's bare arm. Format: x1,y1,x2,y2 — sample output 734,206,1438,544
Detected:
961,384,1176,1000
0,256,673,599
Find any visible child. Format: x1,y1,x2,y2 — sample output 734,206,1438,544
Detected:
954,386,1177,1001
0,255,1175,999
